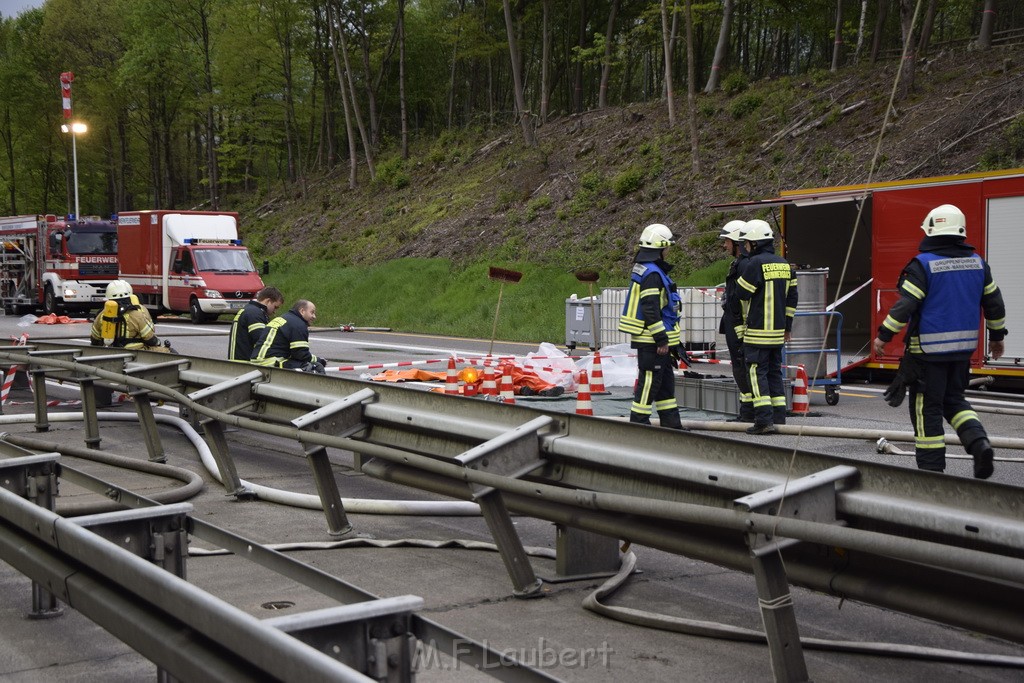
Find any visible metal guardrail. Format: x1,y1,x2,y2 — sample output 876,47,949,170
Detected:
1,342,1023,680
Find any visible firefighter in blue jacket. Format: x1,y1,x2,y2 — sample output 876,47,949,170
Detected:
873,204,1006,479
736,220,798,434
618,223,688,429
251,299,325,373
718,219,754,422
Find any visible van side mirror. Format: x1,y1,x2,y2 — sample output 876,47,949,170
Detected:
262,260,270,276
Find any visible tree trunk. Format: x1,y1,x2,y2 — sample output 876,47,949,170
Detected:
683,0,700,172
704,0,734,93
854,0,868,61
540,0,550,124
2,106,15,213
917,0,938,57
335,6,376,179
869,0,889,64
831,0,844,72
660,0,676,127
977,0,996,50
330,3,362,187
502,0,536,145
897,0,919,99
199,6,219,209
598,0,619,108
398,0,408,159
573,0,587,113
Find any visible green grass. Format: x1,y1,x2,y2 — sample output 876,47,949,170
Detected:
262,255,731,345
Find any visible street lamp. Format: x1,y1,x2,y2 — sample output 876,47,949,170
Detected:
60,121,87,219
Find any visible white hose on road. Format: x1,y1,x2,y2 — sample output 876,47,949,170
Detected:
0,411,482,517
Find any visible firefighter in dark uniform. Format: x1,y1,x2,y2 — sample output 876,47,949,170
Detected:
90,280,171,353
736,220,798,434
873,204,1006,479
618,223,688,429
228,286,284,362
718,219,754,422
251,299,325,373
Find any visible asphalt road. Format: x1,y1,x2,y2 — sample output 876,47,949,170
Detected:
0,311,1022,682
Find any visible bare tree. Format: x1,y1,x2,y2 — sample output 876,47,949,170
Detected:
598,0,619,108
917,0,938,57
897,0,920,99
683,0,700,172
831,0,844,72
540,0,550,123
869,0,888,63
502,0,536,145
329,3,358,188
704,0,734,93
333,2,376,179
398,0,408,159
660,0,676,127
977,0,997,50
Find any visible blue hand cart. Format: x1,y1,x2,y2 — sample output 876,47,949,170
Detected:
783,310,843,405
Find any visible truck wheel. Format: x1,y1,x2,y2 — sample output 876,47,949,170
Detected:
189,299,207,325
44,286,63,316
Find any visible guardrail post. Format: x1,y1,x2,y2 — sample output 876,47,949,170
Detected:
554,525,620,577
290,388,375,536
30,368,49,432
131,389,166,463
264,595,424,681
79,378,102,449
734,465,859,682
453,416,554,599
201,419,253,499
0,454,65,619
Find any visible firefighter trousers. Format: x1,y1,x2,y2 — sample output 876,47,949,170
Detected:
630,345,682,429
724,323,753,420
743,344,787,427
907,358,987,472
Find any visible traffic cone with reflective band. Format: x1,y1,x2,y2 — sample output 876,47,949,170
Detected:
590,350,608,394
482,365,498,398
445,357,459,395
791,365,810,415
499,366,516,404
575,370,593,415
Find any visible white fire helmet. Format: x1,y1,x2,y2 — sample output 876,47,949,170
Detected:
718,220,747,242
105,280,133,299
921,204,967,237
743,219,774,242
638,223,675,249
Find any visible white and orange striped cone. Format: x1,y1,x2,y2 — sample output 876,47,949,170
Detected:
791,365,810,415
482,365,498,398
499,366,516,404
445,357,459,395
590,350,608,394
575,369,594,416
1,366,17,406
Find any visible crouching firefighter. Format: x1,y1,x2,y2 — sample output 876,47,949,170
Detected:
90,280,172,353
250,299,326,374
618,223,689,429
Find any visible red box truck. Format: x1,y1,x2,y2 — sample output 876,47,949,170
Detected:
715,167,1024,379
117,210,265,323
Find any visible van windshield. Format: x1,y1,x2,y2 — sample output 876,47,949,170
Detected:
193,248,256,273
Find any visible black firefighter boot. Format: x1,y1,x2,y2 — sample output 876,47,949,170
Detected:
658,408,686,431
967,438,995,480
773,405,787,426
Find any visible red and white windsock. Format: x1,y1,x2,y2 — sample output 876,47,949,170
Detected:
60,72,74,119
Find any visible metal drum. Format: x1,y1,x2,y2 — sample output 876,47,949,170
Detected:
788,268,830,377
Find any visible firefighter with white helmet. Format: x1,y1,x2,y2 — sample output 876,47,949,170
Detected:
873,204,1006,478
618,223,688,429
718,219,754,422
736,219,798,434
90,280,172,352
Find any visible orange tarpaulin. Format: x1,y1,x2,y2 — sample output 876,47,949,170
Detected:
370,369,447,382
34,314,89,324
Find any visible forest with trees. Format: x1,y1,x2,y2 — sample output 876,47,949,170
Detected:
0,0,1021,220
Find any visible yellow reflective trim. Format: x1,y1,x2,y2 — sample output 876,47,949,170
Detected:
901,280,925,300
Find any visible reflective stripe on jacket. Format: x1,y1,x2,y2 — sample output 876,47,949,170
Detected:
618,261,682,345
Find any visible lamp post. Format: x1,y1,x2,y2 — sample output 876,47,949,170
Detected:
60,121,87,219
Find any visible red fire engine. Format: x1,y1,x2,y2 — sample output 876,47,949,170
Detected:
716,167,1024,378
0,214,118,315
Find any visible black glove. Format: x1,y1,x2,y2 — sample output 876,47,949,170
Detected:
301,360,326,375
671,345,692,368
884,354,923,408
883,375,907,408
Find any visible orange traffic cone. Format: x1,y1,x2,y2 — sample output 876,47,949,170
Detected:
791,365,810,415
499,366,516,404
590,350,608,394
482,365,498,398
445,357,459,395
575,369,594,415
